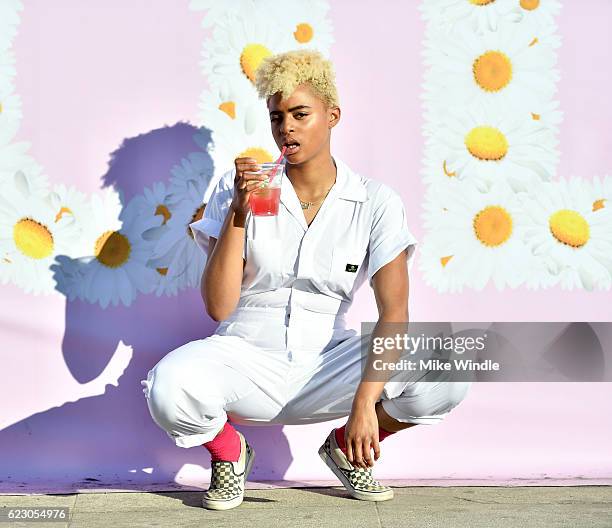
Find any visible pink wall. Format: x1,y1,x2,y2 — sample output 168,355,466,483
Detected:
0,0,610,492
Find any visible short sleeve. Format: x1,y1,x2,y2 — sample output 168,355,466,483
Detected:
367,189,418,287
189,169,235,257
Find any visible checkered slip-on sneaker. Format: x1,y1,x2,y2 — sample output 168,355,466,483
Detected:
202,430,255,511
318,428,394,502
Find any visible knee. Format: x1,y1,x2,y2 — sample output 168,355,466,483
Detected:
443,381,471,411
390,381,471,423
424,381,471,416
143,364,182,430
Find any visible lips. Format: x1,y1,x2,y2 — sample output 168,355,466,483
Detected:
282,138,301,156
286,144,300,155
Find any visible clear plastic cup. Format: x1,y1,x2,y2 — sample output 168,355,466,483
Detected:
245,162,284,216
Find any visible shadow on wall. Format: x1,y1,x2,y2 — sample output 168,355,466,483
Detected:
0,123,294,491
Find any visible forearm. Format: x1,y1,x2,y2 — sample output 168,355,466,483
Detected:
203,208,248,321
352,309,408,409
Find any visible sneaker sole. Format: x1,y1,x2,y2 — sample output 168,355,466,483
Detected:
202,444,256,511
318,444,394,502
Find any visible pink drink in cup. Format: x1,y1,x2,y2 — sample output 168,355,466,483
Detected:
246,162,284,216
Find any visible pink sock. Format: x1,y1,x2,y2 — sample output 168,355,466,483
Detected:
203,421,241,462
335,424,396,454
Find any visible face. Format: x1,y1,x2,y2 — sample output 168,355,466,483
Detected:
267,83,340,165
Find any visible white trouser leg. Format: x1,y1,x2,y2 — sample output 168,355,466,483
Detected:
277,334,472,425
379,379,472,425
141,335,291,448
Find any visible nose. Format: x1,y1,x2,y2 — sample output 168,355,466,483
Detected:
280,115,294,137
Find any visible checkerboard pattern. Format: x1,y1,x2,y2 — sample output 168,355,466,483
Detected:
323,436,392,495
203,442,254,502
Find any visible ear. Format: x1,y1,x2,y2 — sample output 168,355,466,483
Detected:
328,106,341,129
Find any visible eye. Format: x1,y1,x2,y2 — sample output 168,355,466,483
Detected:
295,113,308,118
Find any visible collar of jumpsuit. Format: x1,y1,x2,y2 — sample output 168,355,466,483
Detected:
278,156,368,232
232,156,371,355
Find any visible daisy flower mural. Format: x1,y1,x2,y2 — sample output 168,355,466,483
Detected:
199,2,294,98
420,179,533,291
423,19,559,117
166,147,217,206
46,183,91,256
0,0,22,46
526,98,563,130
517,0,562,32
52,187,162,308
126,181,180,295
418,237,469,294
423,101,559,192
206,101,281,181
590,174,612,215
189,0,252,28
419,0,521,34
0,171,79,295
264,0,334,55
0,91,22,146
198,85,263,137
522,178,612,291
0,143,48,196
146,152,217,295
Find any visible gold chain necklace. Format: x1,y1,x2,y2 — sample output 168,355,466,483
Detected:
296,185,333,210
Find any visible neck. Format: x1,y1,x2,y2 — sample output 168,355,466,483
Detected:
286,150,337,199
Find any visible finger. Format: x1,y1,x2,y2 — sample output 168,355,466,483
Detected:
237,157,257,164
363,440,374,467
235,160,260,180
237,160,261,171
373,438,381,462
353,440,364,468
235,157,258,169
241,174,269,184
240,179,266,191
346,440,354,464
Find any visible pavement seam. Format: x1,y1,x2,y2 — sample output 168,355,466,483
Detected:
69,492,79,527
375,501,383,528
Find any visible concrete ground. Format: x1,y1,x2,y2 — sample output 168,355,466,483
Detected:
1,486,611,527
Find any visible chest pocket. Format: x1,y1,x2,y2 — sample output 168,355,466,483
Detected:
328,247,365,298
244,237,285,287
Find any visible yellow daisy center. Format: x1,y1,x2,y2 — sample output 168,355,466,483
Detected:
219,101,236,119
240,44,272,83
469,0,495,5
188,204,206,238
294,23,314,43
156,267,168,276
443,160,456,177
155,204,171,225
13,218,54,259
473,205,513,247
55,206,73,222
531,112,540,120
465,126,508,161
238,147,274,164
549,209,589,248
95,230,131,268
440,255,453,267
192,204,205,223
520,0,540,10
473,51,513,92
593,199,606,212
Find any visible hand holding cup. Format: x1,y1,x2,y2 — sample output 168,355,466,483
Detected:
230,157,269,218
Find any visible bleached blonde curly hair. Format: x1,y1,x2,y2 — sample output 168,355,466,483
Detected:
254,49,340,109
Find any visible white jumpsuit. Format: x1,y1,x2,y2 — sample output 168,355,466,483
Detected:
141,157,471,448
